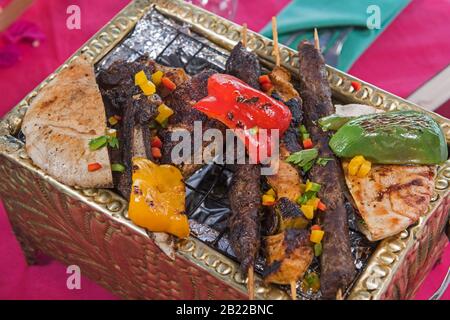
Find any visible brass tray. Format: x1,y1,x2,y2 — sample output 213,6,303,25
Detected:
0,0,449,300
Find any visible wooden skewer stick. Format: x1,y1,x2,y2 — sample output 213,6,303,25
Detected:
314,28,320,51
248,266,255,300
336,288,343,300
271,16,281,67
242,23,248,48
290,281,297,300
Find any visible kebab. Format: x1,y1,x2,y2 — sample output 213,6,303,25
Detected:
224,24,262,300
296,33,356,299
259,17,314,300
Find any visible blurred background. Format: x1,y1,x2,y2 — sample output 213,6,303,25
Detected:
0,0,449,299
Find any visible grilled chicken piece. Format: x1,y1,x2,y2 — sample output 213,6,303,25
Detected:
264,229,313,285
268,66,299,102
267,156,302,201
344,163,436,241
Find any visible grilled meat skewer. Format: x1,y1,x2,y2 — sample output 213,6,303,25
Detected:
263,64,313,292
225,41,262,288
297,40,356,299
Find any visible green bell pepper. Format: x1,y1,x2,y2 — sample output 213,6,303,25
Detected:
329,111,448,165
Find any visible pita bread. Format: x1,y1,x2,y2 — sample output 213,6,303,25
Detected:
22,57,113,188
343,163,436,241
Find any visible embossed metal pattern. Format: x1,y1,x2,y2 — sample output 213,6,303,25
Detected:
0,0,448,300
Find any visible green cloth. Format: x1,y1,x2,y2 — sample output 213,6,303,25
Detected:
261,0,410,71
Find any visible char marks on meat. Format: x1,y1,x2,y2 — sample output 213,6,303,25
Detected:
160,69,226,177
225,42,261,90
97,58,160,199
228,164,261,273
225,41,263,275
297,41,355,299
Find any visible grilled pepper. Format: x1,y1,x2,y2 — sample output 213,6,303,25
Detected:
194,73,292,163
128,158,189,239
329,111,448,164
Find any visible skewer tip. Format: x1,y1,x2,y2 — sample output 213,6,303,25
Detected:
314,28,320,51
336,288,343,300
290,281,297,300
248,266,255,300
242,23,248,48
271,16,280,66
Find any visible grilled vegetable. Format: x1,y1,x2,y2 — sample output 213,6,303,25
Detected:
318,114,353,131
329,111,448,165
194,73,293,163
128,157,189,239
272,198,309,231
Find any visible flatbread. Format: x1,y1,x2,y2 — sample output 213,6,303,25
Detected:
22,57,113,188
343,163,435,241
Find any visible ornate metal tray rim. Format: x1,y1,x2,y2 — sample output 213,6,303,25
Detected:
0,0,449,300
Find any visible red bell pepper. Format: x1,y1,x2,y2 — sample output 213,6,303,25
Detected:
193,74,292,163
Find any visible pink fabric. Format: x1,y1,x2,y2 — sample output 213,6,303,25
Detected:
0,0,448,300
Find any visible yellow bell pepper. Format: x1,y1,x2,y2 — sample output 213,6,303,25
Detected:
139,81,156,96
155,103,175,124
108,116,118,126
135,70,148,86
310,230,325,243
128,158,189,239
301,204,315,220
357,160,372,177
266,188,276,197
348,155,365,176
151,70,164,86
306,197,320,210
262,194,276,206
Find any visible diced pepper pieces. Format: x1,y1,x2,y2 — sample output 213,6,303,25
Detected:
151,71,164,86
310,229,325,243
111,163,125,173
262,194,276,206
348,155,365,176
311,224,321,231
151,147,162,159
305,181,321,193
299,125,308,134
113,115,122,121
106,128,117,138
258,75,271,85
303,138,313,149
155,103,175,125
306,197,320,209
161,76,177,91
139,81,156,96
314,243,323,256
135,70,147,86
88,162,102,172
266,188,276,197
301,204,315,220
351,81,362,92
151,136,163,149
317,200,327,211
357,160,372,178
261,82,273,92
108,116,119,126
